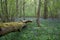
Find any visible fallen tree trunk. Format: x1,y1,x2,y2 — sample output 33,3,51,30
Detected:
0,20,32,36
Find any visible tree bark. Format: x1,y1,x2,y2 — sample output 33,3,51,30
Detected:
0,0,4,22
36,0,41,27
43,0,48,19
23,0,25,20
5,0,9,22
1,0,9,22
34,0,37,17
16,0,19,17
19,0,22,18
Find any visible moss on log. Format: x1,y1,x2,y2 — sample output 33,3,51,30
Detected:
0,22,25,28
0,20,32,36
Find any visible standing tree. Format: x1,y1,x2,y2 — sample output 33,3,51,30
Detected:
36,0,41,27
0,0,3,20
0,0,5,22
1,0,9,22
43,0,48,19
19,0,22,18
4,0,9,22
34,0,37,17
16,0,19,18
23,0,25,20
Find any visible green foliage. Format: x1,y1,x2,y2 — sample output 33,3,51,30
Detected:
0,19,60,40
0,0,60,18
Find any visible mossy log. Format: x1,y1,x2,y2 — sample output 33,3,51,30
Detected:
0,20,32,36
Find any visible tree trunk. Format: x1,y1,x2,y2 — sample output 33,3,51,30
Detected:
43,0,48,19
19,0,22,18
23,0,25,20
16,0,19,18
36,0,41,27
34,0,37,17
1,0,9,22
5,0,9,22
0,0,4,22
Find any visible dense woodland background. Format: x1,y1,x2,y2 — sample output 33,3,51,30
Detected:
0,0,60,22
0,0,60,40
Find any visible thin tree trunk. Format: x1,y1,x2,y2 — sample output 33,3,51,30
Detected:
0,0,6,22
44,0,48,19
19,0,22,18
34,0,37,17
0,0,3,20
23,0,25,20
0,0,3,21
1,0,9,22
36,0,41,27
5,0,9,22
16,0,19,18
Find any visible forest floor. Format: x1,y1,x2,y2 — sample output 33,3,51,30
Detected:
0,18,60,40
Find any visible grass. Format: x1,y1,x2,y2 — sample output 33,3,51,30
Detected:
0,19,60,40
